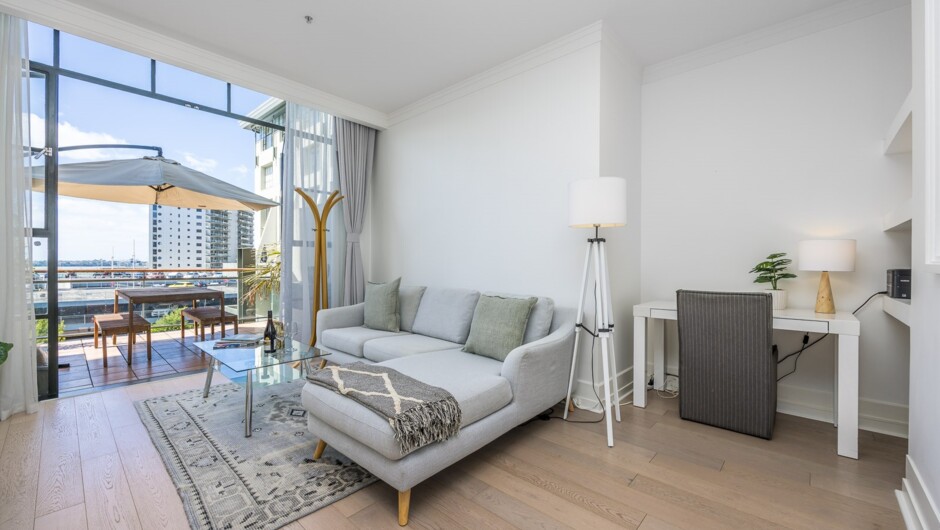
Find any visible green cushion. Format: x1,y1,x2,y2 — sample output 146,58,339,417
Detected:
364,278,401,332
462,295,537,361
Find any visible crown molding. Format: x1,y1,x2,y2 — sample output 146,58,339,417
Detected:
643,0,910,84
387,21,604,125
0,0,389,129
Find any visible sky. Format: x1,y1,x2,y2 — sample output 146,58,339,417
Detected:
27,22,275,262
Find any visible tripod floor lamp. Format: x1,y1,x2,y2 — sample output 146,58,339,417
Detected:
563,176,627,447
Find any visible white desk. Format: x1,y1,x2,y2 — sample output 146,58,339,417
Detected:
632,300,861,459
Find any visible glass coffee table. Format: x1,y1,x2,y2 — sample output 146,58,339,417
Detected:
193,339,330,437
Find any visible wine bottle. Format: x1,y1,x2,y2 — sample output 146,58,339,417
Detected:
263,310,277,352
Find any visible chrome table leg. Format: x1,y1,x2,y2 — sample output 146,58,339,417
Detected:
203,360,215,398
245,368,253,437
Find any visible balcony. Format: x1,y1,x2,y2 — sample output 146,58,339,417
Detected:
32,266,267,338
34,265,277,393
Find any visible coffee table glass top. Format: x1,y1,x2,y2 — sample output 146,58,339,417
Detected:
193,339,329,373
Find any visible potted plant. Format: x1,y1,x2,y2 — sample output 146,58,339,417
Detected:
750,252,797,309
0,341,11,366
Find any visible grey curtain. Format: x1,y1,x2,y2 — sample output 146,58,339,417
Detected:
335,118,376,305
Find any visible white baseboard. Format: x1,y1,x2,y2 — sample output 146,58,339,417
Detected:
572,367,633,412
776,384,909,438
897,456,940,530
647,362,909,438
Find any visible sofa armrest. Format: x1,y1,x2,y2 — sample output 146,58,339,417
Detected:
500,320,575,415
315,303,365,344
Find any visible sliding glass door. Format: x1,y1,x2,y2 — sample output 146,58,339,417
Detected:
29,66,59,399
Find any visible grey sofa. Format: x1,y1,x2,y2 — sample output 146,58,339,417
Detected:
301,286,575,525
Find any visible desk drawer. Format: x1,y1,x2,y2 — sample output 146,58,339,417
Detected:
773,318,829,334
650,309,678,320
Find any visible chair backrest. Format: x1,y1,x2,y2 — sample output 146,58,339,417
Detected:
676,290,776,439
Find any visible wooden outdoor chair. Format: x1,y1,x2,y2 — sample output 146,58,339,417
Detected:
93,312,152,366
181,307,239,341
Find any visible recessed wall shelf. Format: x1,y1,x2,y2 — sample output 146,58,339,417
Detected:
883,297,911,327
884,198,913,231
883,90,913,155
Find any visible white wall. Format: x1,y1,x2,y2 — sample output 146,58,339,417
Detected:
641,7,912,435
907,0,940,519
599,29,644,402
371,25,644,404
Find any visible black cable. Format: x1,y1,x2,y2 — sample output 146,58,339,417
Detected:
777,290,887,382
853,291,887,314
778,333,810,364
545,282,605,424
778,351,809,382
777,333,829,381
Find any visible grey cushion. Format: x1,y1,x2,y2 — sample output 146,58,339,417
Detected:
411,287,480,343
463,295,537,361
485,292,555,344
364,278,401,332
399,286,427,332
363,335,462,363
301,350,511,460
524,297,555,344
320,326,403,357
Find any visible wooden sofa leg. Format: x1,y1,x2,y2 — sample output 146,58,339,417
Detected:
313,440,327,460
398,489,411,526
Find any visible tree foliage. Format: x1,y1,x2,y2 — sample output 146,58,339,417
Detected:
243,249,281,304
35,318,66,344
153,307,194,332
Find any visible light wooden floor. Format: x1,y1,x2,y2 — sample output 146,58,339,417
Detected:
0,374,906,530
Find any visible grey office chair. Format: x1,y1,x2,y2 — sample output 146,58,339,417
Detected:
676,290,778,439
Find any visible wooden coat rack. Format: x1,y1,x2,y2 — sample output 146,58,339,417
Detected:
294,188,344,347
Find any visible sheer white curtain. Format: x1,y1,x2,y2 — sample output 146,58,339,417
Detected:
280,103,345,344
0,14,38,420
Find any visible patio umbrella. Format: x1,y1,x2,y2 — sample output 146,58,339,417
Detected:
32,156,278,211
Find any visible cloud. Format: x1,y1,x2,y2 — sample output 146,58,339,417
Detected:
181,152,218,174
56,197,149,261
29,113,144,163
231,164,249,175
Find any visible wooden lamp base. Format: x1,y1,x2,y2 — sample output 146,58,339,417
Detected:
815,271,836,314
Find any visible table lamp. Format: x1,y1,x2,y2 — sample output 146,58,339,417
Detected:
563,176,627,448
798,239,856,314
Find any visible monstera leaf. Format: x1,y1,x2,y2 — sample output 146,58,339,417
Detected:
0,342,11,366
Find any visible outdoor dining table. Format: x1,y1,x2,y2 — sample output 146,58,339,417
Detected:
114,287,226,360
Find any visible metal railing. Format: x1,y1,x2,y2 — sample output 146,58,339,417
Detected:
32,266,276,340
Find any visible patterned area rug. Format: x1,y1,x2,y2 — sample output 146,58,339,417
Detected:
135,378,376,530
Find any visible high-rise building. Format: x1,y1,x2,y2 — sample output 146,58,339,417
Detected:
242,98,285,255
148,205,206,269
149,206,253,269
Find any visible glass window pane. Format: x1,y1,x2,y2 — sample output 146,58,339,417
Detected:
156,62,226,109
230,84,279,116
27,22,54,65
59,32,151,90
29,71,46,230
32,237,49,317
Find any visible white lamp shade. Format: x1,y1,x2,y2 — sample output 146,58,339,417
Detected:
798,239,856,272
568,177,627,228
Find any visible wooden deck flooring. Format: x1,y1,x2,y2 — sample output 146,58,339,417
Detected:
54,323,261,392
0,373,906,529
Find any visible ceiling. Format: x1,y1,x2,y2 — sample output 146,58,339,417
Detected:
64,0,848,114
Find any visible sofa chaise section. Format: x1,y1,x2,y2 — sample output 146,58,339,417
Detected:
304,286,575,525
